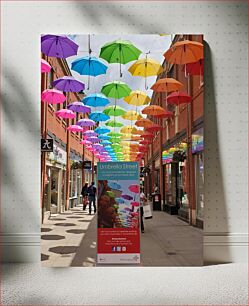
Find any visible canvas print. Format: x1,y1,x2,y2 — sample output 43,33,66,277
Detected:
41,34,204,267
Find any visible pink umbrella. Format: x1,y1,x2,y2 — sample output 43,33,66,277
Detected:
129,184,140,194
41,89,66,104
131,201,140,207
67,125,83,132
55,109,76,119
80,139,92,145
41,59,51,73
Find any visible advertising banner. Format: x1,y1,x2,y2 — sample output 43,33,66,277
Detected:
97,162,140,264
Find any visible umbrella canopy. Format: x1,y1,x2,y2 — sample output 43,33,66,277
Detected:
167,92,192,104
103,106,126,117
135,118,154,128
106,191,115,198
105,120,124,128
89,112,110,122
164,40,204,65
55,109,75,119
131,201,140,207
67,101,91,113
98,135,111,140
142,132,154,139
41,89,66,104
145,124,162,133
122,110,142,121
87,136,100,143
76,118,95,127
41,59,51,73
108,182,121,190
41,34,79,58
186,59,204,75
95,126,110,134
128,57,163,77
151,77,183,93
124,90,151,106
140,139,151,145
152,109,174,119
53,76,85,92
101,81,131,99
83,130,98,137
83,93,110,107
120,126,138,134
122,194,133,201
67,125,83,132
129,184,140,193
71,56,107,76
115,198,125,204
142,105,168,117
101,140,112,145
80,139,92,145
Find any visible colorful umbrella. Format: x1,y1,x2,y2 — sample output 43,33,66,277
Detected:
103,106,126,117
129,184,140,193
55,109,75,119
83,93,110,107
142,132,154,139
135,118,154,128
145,124,162,133
108,182,121,190
71,56,107,76
101,81,131,100
124,90,151,106
121,194,133,201
122,110,142,121
142,105,168,117
120,126,138,134
101,140,112,145
95,126,110,134
88,136,100,143
89,112,110,122
151,77,183,93
131,201,140,207
41,89,66,104
83,130,98,137
98,135,111,140
76,118,95,127
105,120,124,128
67,102,91,113
167,92,192,104
164,40,204,65
53,76,85,92
41,59,51,73
186,59,204,75
99,39,141,77
115,198,125,204
41,34,79,58
67,125,83,132
80,139,92,145
106,191,115,198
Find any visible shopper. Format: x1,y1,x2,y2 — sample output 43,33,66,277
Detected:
81,182,88,211
88,181,97,215
140,187,146,233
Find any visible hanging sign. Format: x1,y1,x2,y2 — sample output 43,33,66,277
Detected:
41,138,53,152
97,162,140,264
83,161,91,169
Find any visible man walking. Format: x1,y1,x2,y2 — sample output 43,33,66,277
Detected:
87,181,97,215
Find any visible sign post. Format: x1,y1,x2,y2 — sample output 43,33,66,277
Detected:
97,162,140,264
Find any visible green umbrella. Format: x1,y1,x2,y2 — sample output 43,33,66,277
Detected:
109,137,121,143
99,40,142,77
105,120,124,128
104,106,126,117
101,81,131,100
108,132,122,137
106,191,115,198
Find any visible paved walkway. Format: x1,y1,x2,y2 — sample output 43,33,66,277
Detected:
41,204,202,267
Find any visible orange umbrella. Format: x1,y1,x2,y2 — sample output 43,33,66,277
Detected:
145,124,161,133
142,105,167,117
164,40,204,65
151,77,183,93
135,118,154,128
152,110,173,119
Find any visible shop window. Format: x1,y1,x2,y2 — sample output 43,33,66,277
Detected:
195,153,204,220
70,169,78,198
178,160,189,208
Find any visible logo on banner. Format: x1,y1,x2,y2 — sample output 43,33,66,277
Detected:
41,139,53,152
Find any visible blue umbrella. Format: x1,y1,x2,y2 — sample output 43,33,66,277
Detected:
115,198,125,204
95,126,110,134
71,56,108,76
98,135,111,140
101,140,112,145
108,181,122,190
89,112,110,122
83,93,110,107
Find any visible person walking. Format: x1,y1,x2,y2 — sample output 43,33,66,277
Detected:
87,181,97,215
140,187,146,233
81,182,88,211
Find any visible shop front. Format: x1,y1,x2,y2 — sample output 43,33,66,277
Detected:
69,151,83,208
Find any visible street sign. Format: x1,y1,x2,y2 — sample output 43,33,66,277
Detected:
83,161,91,169
41,139,53,152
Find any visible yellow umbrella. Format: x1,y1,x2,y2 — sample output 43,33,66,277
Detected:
120,126,139,134
122,110,142,121
124,90,151,106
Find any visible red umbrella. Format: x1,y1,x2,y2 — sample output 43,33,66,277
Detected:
139,145,148,152
129,185,140,193
131,201,140,207
142,132,154,139
167,92,191,104
146,124,161,133
140,139,151,145
153,110,173,119
186,59,204,75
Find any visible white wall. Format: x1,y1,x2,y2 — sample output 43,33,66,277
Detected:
1,1,248,263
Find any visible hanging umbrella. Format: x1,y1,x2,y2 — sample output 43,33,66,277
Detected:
122,194,133,201
135,118,154,128
106,191,115,198
142,132,154,139
101,140,112,145
115,198,125,204
83,93,110,107
76,118,95,127
186,59,204,75
124,90,151,106
131,201,140,207
151,77,183,93
99,40,141,77
128,57,164,89
41,89,66,104
108,132,122,138
167,92,192,104
67,102,91,113
98,135,111,140
101,81,131,99
120,126,138,134
129,184,140,194
89,112,110,122
55,109,75,119
83,130,98,137
53,76,85,92
41,34,79,58
164,40,204,65
41,59,51,73
95,126,110,134
153,110,174,119
105,120,124,128
80,139,92,145
67,125,83,132
122,110,142,121
108,182,121,190
142,105,168,117
103,106,126,117
145,124,162,133
88,136,100,143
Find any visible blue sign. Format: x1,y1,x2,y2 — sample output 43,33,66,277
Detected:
97,162,139,180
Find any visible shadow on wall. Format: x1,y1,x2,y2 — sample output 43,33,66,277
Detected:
203,41,230,265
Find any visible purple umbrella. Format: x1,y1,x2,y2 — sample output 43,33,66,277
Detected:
76,118,95,127
53,76,85,92
67,102,91,113
87,136,100,143
122,194,133,201
92,144,104,150
41,35,79,58
83,130,98,137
